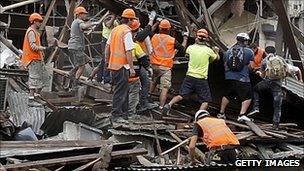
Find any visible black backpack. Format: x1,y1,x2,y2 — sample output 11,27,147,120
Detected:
227,46,245,72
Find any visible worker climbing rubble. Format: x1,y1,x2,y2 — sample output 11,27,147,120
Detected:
249,46,303,130
21,13,51,106
150,19,188,110
67,6,99,89
105,8,136,122
218,33,254,122
162,29,219,115
189,110,240,165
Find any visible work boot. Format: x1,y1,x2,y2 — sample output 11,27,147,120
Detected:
247,109,260,116
162,104,171,115
217,113,226,119
237,115,251,122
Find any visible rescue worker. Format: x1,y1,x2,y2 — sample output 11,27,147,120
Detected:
249,43,267,71
218,33,254,122
189,110,239,165
68,6,98,87
128,19,152,117
21,13,49,104
105,8,136,121
88,12,119,88
132,11,159,111
150,19,188,109
162,29,219,115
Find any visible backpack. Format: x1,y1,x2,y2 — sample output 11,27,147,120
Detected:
227,46,245,71
265,54,286,79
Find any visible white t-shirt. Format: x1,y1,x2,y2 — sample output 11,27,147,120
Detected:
286,64,300,73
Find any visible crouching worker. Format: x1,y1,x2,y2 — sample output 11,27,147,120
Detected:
128,19,152,117
189,110,239,165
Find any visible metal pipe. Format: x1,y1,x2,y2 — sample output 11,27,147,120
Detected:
0,0,41,14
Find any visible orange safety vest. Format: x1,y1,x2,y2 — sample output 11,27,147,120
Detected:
250,48,266,70
21,27,43,67
108,24,130,71
197,117,239,149
151,34,175,68
129,76,139,82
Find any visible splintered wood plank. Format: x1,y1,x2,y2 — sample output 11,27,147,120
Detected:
236,131,254,140
257,145,271,159
245,121,269,138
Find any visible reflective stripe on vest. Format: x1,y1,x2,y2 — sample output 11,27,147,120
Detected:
21,27,43,67
151,34,175,68
197,117,239,149
108,24,130,71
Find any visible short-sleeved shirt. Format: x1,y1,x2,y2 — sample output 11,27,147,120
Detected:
223,45,254,83
68,19,85,50
102,19,119,39
192,123,203,137
185,44,217,79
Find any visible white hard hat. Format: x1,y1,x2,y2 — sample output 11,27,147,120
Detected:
236,33,250,40
194,110,210,121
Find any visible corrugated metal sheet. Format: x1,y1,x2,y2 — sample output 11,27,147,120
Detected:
7,90,45,135
283,77,304,99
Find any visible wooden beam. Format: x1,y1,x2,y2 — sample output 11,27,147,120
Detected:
47,0,76,64
244,121,269,138
0,0,41,13
160,137,190,156
208,0,227,15
39,0,57,33
200,0,213,32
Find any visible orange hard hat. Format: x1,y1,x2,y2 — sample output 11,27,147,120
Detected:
197,29,209,38
159,19,171,29
130,19,140,31
74,6,88,15
121,8,136,19
29,13,43,23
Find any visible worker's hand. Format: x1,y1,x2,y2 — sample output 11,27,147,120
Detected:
149,11,157,21
130,68,136,77
91,21,99,26
156,17,162,22
183,27,190,37
213,46,220,53
256,70,262,77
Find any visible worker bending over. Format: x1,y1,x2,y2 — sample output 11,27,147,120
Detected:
150,19,188,109
189,110,239,165
162,29,219,115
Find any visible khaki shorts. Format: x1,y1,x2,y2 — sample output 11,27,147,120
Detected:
28,60,44,89
152,65,171,89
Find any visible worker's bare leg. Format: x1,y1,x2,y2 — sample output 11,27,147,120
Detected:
200,102,208,110
168,95,183,107
220,97,230,113
159,88,169,107
240,99,251,115
150,81,157,93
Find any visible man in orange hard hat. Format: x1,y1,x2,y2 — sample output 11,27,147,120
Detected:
68,6,98,88
189,110,239,165
21,13,49,106
162,29,219,115
150,19,188,109
105,8,137,122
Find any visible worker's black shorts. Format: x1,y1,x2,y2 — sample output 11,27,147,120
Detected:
180,75,212,103
213,148,237,164
223,80,252,101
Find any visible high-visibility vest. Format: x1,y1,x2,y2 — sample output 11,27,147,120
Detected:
197,117,239,149
138,41,148,55
108,24,130,71
250,48,266,70
151,34,175,68
129,76,139,82
21,27,43,67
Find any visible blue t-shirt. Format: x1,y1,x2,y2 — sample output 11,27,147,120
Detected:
223,45,254,82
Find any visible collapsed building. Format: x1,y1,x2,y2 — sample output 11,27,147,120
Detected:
0,0,304,170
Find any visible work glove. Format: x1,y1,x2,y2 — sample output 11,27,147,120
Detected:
91,21,99,26
212,46,220,53
148,11,156,21
156,17,162,22
182,27,190,37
